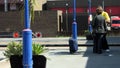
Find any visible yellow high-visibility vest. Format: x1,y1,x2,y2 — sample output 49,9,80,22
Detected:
102,11,110,21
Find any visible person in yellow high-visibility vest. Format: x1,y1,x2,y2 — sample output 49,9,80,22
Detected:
96,6,110,52
97,6,110,23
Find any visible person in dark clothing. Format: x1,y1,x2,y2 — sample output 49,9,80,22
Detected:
92,8,107,54
96,6,110,52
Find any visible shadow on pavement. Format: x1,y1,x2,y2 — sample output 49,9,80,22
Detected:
48,49,84,55
0,58,4,61
83,44,120,68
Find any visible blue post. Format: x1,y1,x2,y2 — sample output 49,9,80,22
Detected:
72,0,77,40
88,0,92,33
69,0,78,54
23,0,33,68
24,0,30,29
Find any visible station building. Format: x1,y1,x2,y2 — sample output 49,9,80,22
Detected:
0,0,120,37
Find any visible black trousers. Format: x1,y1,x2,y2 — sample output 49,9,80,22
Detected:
102,33,109,50
93,33,104,53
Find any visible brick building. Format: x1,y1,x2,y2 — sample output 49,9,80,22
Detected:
0,0,120,37
0,0,60,37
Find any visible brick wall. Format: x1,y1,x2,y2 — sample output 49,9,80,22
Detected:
31,11,58,37
0,11,58,37
0,11,23,32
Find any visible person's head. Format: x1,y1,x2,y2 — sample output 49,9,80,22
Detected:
96,6,103,14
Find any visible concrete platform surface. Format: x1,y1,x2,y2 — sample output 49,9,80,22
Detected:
0,37,120,46
0,46,120,68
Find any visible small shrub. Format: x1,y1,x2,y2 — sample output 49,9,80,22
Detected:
3,42,22,59
32,43,45,55
3,42,45,59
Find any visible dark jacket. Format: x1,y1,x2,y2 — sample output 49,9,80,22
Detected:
92,14,107,33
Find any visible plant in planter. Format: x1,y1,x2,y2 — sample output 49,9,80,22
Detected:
3,42,47,68
3,42,22,59
32,43,45,55
3,42,23,68
32,43,47,68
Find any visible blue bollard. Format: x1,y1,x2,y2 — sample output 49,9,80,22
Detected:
69,0,78,54
23,0,33,68
72,22,77,39
23,29,33,68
